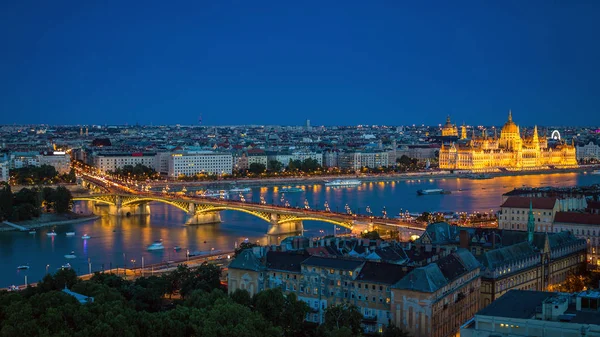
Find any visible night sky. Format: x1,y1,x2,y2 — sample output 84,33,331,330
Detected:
1,1,599,126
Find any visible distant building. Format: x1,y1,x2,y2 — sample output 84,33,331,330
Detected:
576,141,600,162
338,151,389,170
441,115,458,137
0,159,8,182
38,152,71,174
498,197,560,232
553,212,600,268
167,152,232,177
461,289,600,337
439,111,578,171
91,151,157,173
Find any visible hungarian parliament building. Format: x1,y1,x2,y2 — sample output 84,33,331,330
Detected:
438,111,578,171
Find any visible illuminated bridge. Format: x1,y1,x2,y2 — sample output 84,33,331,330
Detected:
75,174,425,237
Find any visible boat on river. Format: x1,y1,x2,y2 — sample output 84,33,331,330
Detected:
81,234,91,240
280,187,303,193
17,265,29,270
61,263,71,270
229,187,251,193
66,232,75,236
417,189,451,196
592,169,600,175
47,230,57,236
147,240,165,251
64,251,76,259
324,179,362,187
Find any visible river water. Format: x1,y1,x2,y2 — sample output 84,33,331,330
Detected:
2,172,600,287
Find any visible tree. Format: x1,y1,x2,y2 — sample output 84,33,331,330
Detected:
360,231,381,240
396,155,412,166
180,263,223,298
249,163,266,174
269,160,283,172
322,303,363,336
0,183,13,221
234,242,259,257
383,325,411,337
53,186,73,214
201,299,282,337
230,289,252,307
253,288,309,336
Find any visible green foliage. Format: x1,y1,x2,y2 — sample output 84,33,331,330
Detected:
111,164,158,181
322,303,363,336
360,231,381,240
248,162,266,174
0,183,12,221
53,186,73,214
253,288,309,336
10,164,59,185
382,325,411,337
230,289,252,307
234,242,259,257
268,160,283,172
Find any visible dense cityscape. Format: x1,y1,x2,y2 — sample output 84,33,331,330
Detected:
3,1,600,337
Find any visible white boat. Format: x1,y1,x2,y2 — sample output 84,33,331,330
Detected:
280,187,304,193
66,232,75,236
47,231,57,236
64,251,76,259
229,187,251,193
61,263,71,269
324,179,362,187
592,169,600,175
17,265,29,270
28,230,36,235
417,189,451,195
81,234,91,239
202,190,230,198
147,240,165,251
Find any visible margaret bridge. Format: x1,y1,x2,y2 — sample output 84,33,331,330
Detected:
74,174,426,238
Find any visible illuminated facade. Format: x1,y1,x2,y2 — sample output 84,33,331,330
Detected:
441,115,458,137
439,111,578,171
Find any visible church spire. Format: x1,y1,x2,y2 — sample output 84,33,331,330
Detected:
527,200,535,244
508,109,513,122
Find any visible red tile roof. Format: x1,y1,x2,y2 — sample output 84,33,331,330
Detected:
554,212,600,225
500,197,558,210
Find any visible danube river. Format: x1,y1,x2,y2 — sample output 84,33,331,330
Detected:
2,172,600,287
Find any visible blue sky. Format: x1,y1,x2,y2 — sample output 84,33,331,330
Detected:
1,1,599,126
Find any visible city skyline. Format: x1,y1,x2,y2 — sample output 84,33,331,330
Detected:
2,1,600,126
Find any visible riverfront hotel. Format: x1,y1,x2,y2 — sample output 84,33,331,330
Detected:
438,111,578,172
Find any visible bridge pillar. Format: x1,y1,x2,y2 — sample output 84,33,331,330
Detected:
106,204,151,216
267,213,304,237
186,211,222,225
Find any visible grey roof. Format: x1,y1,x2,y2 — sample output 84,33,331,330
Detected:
477,290,554,318
394,264,447,292
228,249,265,271
357,261,412,285
479,241,536,270
265,251,308,272
394,248,479,293
301,256,364,270
419,222,475,245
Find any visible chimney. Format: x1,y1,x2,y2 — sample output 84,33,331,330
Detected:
460,230,470,249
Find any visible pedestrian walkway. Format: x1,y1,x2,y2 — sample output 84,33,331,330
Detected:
2,221,27,231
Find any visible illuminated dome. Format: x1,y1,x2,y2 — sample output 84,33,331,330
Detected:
501,110,519,134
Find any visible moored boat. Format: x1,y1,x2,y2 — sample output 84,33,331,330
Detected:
61,263,71,270
280,187,303,193
81,234,91,239
417,189,450,196
64,251,76,259
592,169,600,175
66,232,75,236
229,187,251,193
324,179,362,187
17,265,29,270
47,230,57,236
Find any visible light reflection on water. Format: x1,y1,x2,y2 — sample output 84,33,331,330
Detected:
1,172,599,286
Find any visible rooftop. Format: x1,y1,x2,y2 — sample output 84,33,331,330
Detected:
500,196,558,209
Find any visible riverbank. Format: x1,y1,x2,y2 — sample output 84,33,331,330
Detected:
152,166,599,189
0,213,100,232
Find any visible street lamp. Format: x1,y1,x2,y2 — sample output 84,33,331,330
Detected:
46,264,50,274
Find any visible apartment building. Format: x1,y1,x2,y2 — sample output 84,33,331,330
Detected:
38,152,71,174
338,151,389,170
167,152,233,177
553,212,600,268
92,152,157,173
228,247,481,337
498,197,560,232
